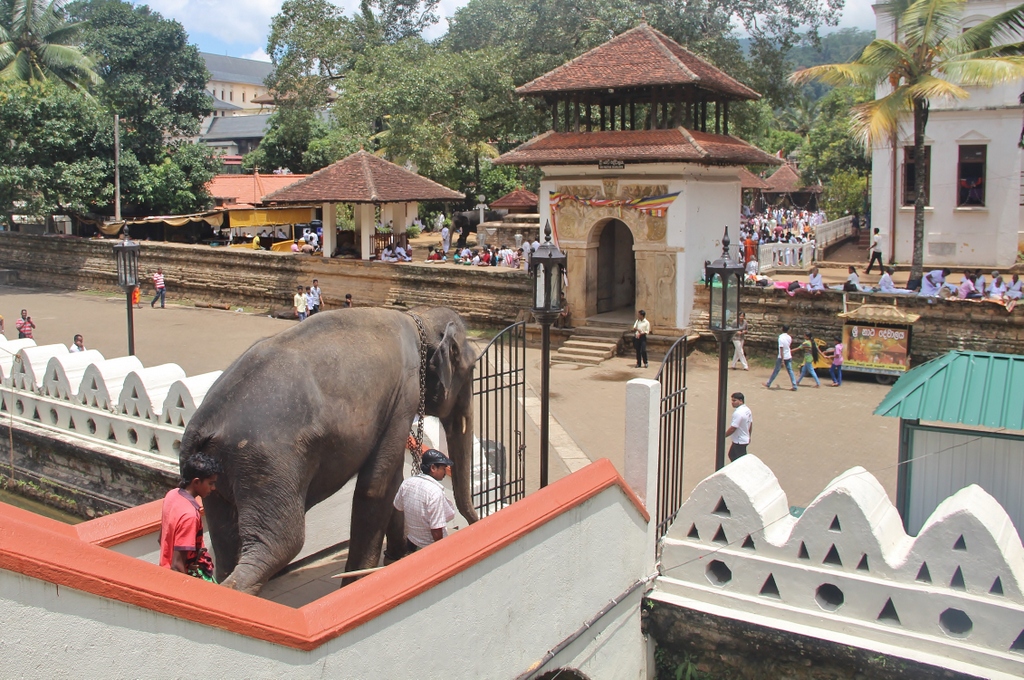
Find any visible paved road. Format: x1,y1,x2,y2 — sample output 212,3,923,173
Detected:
0,285,898,508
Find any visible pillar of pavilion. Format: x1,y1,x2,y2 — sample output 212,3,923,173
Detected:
495,24,781,333
263,150,464,260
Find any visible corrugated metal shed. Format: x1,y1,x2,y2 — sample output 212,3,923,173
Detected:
874,351,1024,430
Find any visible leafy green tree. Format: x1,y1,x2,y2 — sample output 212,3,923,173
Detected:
798,87,871,182
69,0,210,166
793,0,1024,279
0,0,99,88
0,80,112,219
132,141,219,215
266,0,439,108
820,167,867,217
242,107,329,174
333,39,535,189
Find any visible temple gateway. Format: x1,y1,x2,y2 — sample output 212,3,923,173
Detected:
495,24,779,332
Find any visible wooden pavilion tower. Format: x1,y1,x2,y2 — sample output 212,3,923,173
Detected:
496,24,779,332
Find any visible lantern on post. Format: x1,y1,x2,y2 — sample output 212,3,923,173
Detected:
704,226,745,471
112,240,140,355
530,221,566,488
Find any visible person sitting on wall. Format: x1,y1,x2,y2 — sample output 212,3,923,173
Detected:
987,272,1007,300
69,334,86,353
159,452,221,582
959,273,982,300
291,239,301,253
394,243,412,262
1007,274,1023,300
807,266,826,292
300,239,314,254
919,268,951,298
380,244,398,262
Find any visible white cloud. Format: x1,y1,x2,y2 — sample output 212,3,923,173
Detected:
147,0,285,46
242,48,272,62
838,0,878,30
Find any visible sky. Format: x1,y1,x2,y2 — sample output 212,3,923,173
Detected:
145,0,879,62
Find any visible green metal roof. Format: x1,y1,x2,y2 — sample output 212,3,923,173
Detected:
874,351,1024,430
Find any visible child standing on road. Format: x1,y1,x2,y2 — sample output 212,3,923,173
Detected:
159,453,221,581
795,332,821,388
826,337,844,387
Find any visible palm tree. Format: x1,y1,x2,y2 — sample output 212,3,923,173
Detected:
0,0,99,89
791,0,1024,280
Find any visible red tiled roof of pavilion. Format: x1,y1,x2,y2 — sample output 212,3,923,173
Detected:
208,173,308,207
763,163,821,194
490,188,539,210
516,24,759,100
494,129,781,167
737,168,770,190
263,150,465,204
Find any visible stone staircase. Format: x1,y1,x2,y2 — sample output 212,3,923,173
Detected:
551,321,631,366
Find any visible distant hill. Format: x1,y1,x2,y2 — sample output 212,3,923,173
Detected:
788,28,876,69
737,28,875,67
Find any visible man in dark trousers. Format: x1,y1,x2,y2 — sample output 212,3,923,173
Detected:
866,228,884,274
632,310,650,368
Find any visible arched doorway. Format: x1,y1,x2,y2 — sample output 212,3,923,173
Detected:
595,219,635,314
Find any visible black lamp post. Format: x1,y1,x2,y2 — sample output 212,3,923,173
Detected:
113,240,140,355
705,226,744,471
530,220,566,488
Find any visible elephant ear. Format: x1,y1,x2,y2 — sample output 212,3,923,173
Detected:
429,321,460,403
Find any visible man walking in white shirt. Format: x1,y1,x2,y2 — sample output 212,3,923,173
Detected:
764,324,798,391
393,449,457,553
725,392,752,461
866,228,884,274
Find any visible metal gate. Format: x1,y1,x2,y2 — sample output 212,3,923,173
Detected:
472,321,527,517
655,335,688,539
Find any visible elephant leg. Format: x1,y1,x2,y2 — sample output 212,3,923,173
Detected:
382,467,408,563
221,491,306,596
203,491,239,583
343,431,408,581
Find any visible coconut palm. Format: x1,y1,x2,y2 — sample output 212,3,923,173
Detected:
791,0,1024,280
0,0,99,89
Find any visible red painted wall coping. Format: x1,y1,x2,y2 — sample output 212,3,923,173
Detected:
0,459,647,650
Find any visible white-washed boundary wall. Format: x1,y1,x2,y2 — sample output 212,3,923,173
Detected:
0,335,220,465
652,452,1024,679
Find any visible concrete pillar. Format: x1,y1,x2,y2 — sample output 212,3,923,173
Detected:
392,203,407,235
381,204,395,232
355,204,375,260
624,377,660,574
321,203,336,258
405,202,418,229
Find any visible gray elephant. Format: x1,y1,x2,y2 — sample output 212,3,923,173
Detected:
179,306,479,594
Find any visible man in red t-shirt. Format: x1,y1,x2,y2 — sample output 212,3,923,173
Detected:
160,453,221,581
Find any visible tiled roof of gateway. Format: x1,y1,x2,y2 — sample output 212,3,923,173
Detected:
490,188,539,209
263,150,465,204
737,168,770,190
516,24,759,100
764,163,822,194
494,129,781,167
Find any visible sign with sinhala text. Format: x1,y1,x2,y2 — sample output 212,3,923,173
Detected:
598,160,625,170
842,324,910,373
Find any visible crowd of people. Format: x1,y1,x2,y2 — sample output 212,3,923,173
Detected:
738,208,830,269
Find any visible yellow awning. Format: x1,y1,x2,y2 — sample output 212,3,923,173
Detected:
228,207,314,228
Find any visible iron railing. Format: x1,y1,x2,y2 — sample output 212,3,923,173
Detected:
472,321,527,517
654,335,688,539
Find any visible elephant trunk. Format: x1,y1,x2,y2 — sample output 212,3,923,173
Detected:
445,380,478,524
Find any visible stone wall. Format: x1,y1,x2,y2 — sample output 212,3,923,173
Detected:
0,233,533,327
645,602,977,680
690,285,1024,362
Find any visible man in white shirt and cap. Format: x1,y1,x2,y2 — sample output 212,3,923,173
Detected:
393,449,456,553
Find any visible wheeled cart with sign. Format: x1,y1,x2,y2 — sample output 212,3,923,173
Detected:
835,302,919,384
